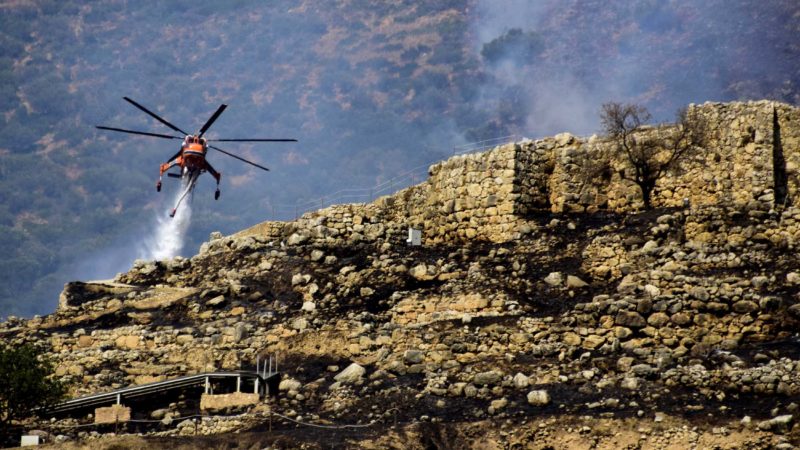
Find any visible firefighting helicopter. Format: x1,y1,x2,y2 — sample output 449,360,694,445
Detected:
97,97,296,217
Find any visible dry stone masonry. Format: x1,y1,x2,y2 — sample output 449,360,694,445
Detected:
237,100,800,247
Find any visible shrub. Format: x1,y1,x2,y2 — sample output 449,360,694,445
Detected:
0,343,68,433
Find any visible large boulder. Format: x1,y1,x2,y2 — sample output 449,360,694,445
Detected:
527,390,551,406
334,363,366,384
473,370,504,386
278,378,302,392
544,272,563,287
615,311,646,328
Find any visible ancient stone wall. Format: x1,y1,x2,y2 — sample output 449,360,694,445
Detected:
515,139,554,213
647,101,777,211
534,101,795,213
236,202,393,244
234,101,800,247
775,103,800,207
236,144,522,245
406,144,519,243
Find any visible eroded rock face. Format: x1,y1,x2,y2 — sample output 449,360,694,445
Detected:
6,101,800,446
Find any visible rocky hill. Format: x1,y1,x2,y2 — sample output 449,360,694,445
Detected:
5,101,800,448
4,0,800,319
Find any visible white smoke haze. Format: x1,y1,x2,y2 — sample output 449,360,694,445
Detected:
469,0,767,138
473,0,549,46
67,183,193,289
137,184,193,261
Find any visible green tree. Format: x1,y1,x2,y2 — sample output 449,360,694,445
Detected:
0,343,68,432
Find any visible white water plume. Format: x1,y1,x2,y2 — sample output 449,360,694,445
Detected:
138,184,193,261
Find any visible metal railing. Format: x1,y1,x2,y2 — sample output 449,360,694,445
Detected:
47,370,279,414
49,354,283,415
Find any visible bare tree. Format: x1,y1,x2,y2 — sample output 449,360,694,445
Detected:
600,102,707,209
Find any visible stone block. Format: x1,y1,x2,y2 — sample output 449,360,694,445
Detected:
200,392,260,411
20,435,40,447
95,404,131,424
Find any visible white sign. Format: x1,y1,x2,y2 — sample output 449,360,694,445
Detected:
407,228,422,246
21,435,40,447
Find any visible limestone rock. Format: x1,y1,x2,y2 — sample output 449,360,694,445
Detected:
489,398,508,413
279,378,302,392
310,249,325,261
566,275,588,288
758,415,793,433
334,363,366,384
732,300,759,314
409,264,436,281
527,390,551,406
207,295,226,307
473,370,503,386
544,272,563,287
615,311,646,328
287,233,308,245
404,349,424,364
513,373,530,389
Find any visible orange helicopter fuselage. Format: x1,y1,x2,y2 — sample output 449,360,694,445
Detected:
181,140,207,170
159,136,209,175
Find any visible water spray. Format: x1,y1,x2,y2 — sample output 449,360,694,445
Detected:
138,178,194,261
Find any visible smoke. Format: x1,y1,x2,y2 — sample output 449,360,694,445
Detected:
469,0,793,137
66,182,193,289
137,183,193,261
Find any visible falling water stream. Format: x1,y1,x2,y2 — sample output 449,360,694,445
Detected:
138,180,193,261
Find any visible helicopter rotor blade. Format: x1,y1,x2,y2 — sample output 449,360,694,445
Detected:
198,104,227,137
123,97,189,135
207,138,298,142
96,126,182,140
209,145,270,172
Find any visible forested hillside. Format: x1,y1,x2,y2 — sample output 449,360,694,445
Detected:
1,0,799,317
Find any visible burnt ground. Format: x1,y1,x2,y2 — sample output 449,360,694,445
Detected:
15,207,800,448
